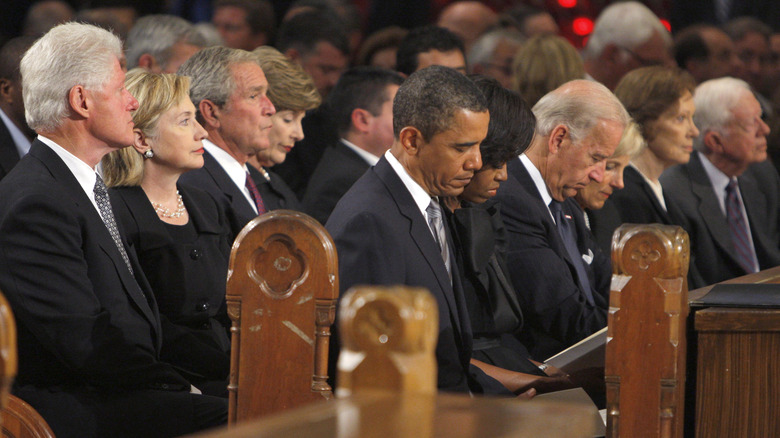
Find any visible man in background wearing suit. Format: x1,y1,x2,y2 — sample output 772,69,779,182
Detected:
0,23,227,437
0,37,35,180
662,77,780,287
495,80,628,360
327,66,509,395
303,67,403,224
178,46,276,239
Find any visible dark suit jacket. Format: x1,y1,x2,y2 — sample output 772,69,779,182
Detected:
0,140,223,437
253,167,302,212
303,140,370,224
110,184,232,388
495,158,609,360
0,118,21,181
179,150,258,240
609,166,681,227
326,156,509,395
585,200,622,257
661,153,780,287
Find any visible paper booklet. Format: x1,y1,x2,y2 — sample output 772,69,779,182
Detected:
544,326,607,374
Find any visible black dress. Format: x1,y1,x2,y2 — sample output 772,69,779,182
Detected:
110,183,232,396
448,201,546,376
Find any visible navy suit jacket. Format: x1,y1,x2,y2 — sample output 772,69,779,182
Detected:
303,140,371,224
326,156,508,394
495,157,609,360
661,153,780,287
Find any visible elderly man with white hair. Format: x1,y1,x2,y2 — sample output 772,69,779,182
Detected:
583,1,674,90
661,77,780,287
495,79,629,360
0,23,227,437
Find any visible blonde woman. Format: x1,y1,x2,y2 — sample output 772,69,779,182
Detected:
102,69,232,396
247,46,321,210
511,35,584,107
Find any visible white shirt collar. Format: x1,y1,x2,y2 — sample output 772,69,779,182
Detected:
0,107,31,158
202,139,258,214
629,162,667,211
37,135,101,215
384,150,433,220
341,138,380,166
519,153,556,223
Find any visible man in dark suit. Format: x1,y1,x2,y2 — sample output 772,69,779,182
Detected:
327,66,511,395
0,37,35,180
178,46,277,239
0,23,227,437
303,67,403,224
662,77,780,287
495,80,629,360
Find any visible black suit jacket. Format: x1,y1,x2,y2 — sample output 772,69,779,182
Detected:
253,167,302,212
303,140,370,224
179,150,258,240
326,156,508,395
0,140,224,437
661,153,780,287
494,158,609,360
110,184,232,387
585,201,622,256
0,118,21,181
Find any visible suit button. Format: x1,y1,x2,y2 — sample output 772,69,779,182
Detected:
161,384,170,390
197,302,210,312
190,249,201,260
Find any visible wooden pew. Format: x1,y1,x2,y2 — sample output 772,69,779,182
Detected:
191,286,596,438
226,210,339,424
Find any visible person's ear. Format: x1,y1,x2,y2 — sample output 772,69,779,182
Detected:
703,130,723,154
199,99,220,129
137,53,158,72
548,124,568,155
351,108,372,134
399,126,423,155
68,85,90,119
131,128,150,154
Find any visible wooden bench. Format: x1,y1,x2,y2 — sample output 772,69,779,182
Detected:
226,210,339,424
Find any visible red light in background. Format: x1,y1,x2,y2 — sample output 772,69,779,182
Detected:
572,17,594,36
660,19,671,32
558,0,577,8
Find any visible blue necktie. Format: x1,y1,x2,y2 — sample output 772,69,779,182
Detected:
550,200,595,306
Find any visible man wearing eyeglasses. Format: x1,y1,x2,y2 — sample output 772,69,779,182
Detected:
582,1,675,90
661,77,780,287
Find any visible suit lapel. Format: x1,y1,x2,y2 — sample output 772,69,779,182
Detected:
739,170,775,268
203,151,257,220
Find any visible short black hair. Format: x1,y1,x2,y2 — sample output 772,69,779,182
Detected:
275,10,349,57
469,75,535,168
673,25,710,69
327,66,405,136
395,25,465,76
393,65,487,141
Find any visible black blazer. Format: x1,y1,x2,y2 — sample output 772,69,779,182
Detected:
494,158,609,360
0,140,224,437
303,140,370,224
179,150,258,240
0,118,21,181
326,156,509,395
252,166,302,212
585,199,622,256
661,153,780,287
110,184,232,385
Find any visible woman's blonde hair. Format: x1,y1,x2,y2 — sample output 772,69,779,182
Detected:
614,120,646,159
102,69,192,187
511,35,584,107
253,46,321,111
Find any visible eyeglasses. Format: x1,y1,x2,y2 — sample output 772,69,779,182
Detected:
619,46,667,67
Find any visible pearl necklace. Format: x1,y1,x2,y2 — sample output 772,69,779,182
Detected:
152,191,186,218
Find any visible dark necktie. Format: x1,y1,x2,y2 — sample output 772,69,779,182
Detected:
245,172,267,214
725,179,758,273
549,200,595,306
93,175,134,275
426,199,452,281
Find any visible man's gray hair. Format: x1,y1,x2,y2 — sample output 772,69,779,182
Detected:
393,65,487,141
21,22,122,132
177,46,260,112
467,28,524,68
692,77,753,152
532,79,629,142
125,15,206,71
582,1,671,61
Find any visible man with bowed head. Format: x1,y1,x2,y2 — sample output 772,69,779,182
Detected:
0,23,227,437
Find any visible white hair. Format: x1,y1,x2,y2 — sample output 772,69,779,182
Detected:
692,77,753,152
21,22,122,132
125,15,205,71
582,1,671,61
467,28,524,68
533,79,630,142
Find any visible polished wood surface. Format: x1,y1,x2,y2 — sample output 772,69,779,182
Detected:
191,392,596,438
337,286,437,397
0,395,54,438
226,210,338,424
605,224,689,438
0,291,16,429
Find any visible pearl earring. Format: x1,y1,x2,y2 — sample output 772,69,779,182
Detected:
144,150,154,159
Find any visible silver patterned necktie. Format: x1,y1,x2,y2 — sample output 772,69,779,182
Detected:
94,175,134,275
426,198,451,281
